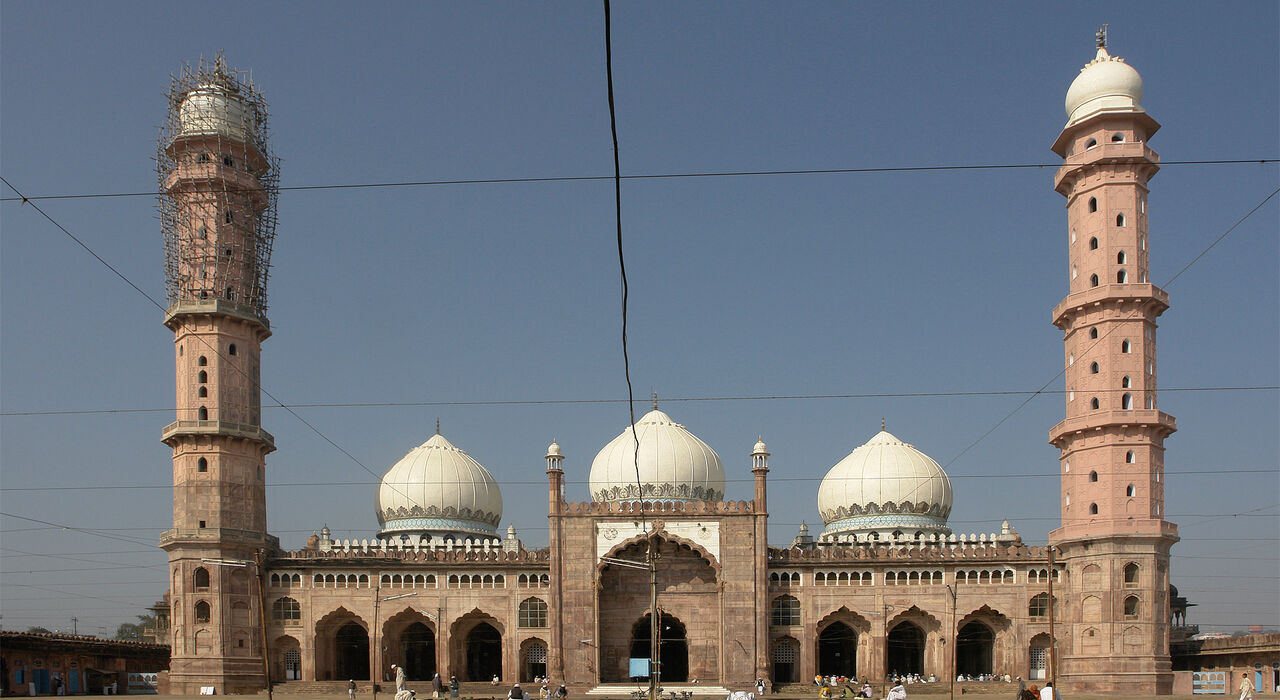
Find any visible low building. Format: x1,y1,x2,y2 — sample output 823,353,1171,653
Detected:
1,631,168,696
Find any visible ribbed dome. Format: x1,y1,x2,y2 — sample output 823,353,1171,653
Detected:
178,82,259,142
376,432,503,539
817,430,953,540
589,409,725,503
1064,47,1144,126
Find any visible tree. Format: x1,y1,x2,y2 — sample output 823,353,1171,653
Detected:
25,626,52,634
115,613,158,641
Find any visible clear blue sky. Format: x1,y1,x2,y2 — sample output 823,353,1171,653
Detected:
2,2,1276,638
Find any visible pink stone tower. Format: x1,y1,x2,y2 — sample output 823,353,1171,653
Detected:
1047,30,1177,694
157,56,279,695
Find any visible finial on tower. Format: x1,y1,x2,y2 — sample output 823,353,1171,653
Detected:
881,416,886,431
1096,24,1109,50
652,391,659,410
435,417,440,435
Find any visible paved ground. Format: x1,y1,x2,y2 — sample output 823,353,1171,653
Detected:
134,689,1214,700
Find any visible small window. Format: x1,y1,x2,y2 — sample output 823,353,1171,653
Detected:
1139,236,1146,250
197,457,208,473
1065,493,1071,507
1088,197,1098,213
1116,214,1126,227
1090,274,1099,288
1146,396,1154,409
197,225,208,239
1064,460,1071,473
198,406,208,420
198,520,207,528
1085,138,1098,149
198,386,207,398
1122,393,1133,409
179,345,184,356
1072,265,1078,280
1126,484,1136,497
1089,470,1099,483
770,595,800,627
1090,362,1100,374
198,356,208,367
225,287,235,301
1122,340,1131,353
1071,228,1077,243
1117,251,1127,264
1124,596,1139,617
222,155,235,167
1089,503,1099,515
1122,376,1131,388
194,567,211,590
1090,398,1100,409
224,210,234,224
1111,133,1125,142
198,370,207,383
1117,270,1128,283
1089,237,1099,250
1069,388,1075,401
224,248,233,257
197,153,211,163
1124,563,1139,586
229,343,237,356
1126,451,1136,464
1068,353,1074,366
194,601,211,623
1090,328,1099,339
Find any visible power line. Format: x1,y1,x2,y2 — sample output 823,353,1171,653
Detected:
4,385,1275,418
0,159,1274,203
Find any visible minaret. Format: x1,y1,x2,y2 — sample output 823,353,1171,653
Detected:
545,439,566,683
749,437,771,685
157,56,280,695
1048,32,1176,695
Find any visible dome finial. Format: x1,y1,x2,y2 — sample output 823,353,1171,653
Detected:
435,417,440,435
1096,23,1109,50
881,416,886,431
652,391,659,410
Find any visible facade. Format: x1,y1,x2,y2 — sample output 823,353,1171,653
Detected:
1,632,169,697
161,39,1180,696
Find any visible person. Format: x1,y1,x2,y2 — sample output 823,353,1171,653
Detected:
555,684,567,700
818,682,831,700
756,679,766,697
433,673,443,700
508,683,524,700
349,680,357,699
1239,672,1255,700
493,675,501,686
540,684,549,700
449,676,459,700
1015,677,1025,699
394,665,407,694
860,682,872,699
814,675,823,687
1039,682,1057,700
887,680,906,700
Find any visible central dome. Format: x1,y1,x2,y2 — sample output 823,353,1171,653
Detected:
817,429,953,541
376,432,503,540
589,409,725,503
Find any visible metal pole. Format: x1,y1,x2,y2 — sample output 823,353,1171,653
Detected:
945,585,956,700
1047,546,1057,689
649,539,659,700
374,587,381,700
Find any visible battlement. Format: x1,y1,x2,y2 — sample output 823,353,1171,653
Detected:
278,537,551,563
769,540,1051,563
561,499,757,516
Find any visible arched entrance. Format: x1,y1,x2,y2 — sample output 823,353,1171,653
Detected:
401,623,436,681
956,622,993,676
336,622,370,681
1028,633,1050,681
520,639,547,683
817,622,856,678
630,613,688,683
274,635,301,681
465,623,502,682
772,638,799,684
886,622,924,676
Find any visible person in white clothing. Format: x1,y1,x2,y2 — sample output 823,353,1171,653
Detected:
887,681,906,700
1239,673,1255,700
1038,682,1060,700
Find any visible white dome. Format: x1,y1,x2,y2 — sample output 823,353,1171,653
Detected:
377,432,503,539
1064,48,1144,126
589,409,725,503
817,430,953,539
178,82,258,142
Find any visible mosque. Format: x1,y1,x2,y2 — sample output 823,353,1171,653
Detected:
158,36,1178,696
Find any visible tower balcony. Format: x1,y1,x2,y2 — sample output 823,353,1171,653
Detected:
1052,283,1169,328
164,299,270,338
161,419,275,452
1049,409,1177,447
1054,141,1159,194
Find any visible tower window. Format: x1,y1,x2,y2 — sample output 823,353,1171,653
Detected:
1116,214,1126,227
229,343,237,356
1072,265,1078,280
197,457,208,472
198,406,208,420
194,601,211,623
1140,236,1146,250
222,155,235,167
1126,484,1136,497
1117,251,1126,264
1069,389,1075,401
179,345,184,356
1089,503,1099,515
1089,237,1099,250
193,567,210,591
1124,563,1140,586
225,287,234,301
1065,493,1071,507
225,248,233,257
1122,393,1133,409
198,356,207,366
1146,396,1154,409
198,370,207,383
1071,228,1077,243
1090,397,1100,409
1090,274,1099,288
197,225,208,239
1088,197,1098,213
1140,199,1146,214
1117,270,1128,283
1085,138,1097,149
1124,596,1139,617
198,386,207,398
1126,451,1136,464
224,211,234,224
1064,460,1071,473
1111,133,1125,142
1089,470,1098,483
1090,362,1100,374
1122,376,1131,388
1122,340,1132,353
197,153,211,163
1068,353,1074,366
1090,328,1099,339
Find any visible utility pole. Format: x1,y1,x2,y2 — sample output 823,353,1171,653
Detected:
601,536,660,700
374,590,418,700
1046,546,1057,689
71,618,78,636
944,586,956,700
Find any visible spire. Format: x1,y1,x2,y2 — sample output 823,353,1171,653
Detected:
435,417,440,435
881,416,886,431
1096,23,1109,50
652,391,659,410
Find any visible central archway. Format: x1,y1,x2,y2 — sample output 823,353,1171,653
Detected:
336,622,370,681
956,622,993,676
630,613,688,683
401,622,436,681
886,622,924,676
817,622,856,678
465,623,502,682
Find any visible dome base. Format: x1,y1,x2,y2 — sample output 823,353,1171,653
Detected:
378,517,498,540
821,513,951,543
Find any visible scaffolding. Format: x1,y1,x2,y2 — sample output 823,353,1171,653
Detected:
158,55,279,320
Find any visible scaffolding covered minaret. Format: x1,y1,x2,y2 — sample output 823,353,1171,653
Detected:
157,55,280,695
